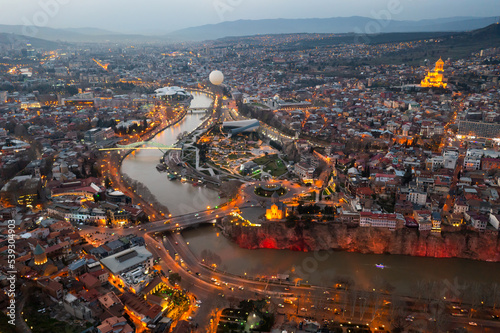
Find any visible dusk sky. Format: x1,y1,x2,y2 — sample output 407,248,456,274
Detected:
1,0,498,34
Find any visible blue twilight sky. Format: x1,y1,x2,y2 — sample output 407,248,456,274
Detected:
0,0,498,34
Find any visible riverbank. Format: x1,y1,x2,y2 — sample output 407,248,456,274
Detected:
120,93,222,216
161,99,223,192
109,108,190,218
117,107,188,164
220,219,500,262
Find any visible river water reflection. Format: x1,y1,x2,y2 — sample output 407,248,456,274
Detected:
121,93,221,215
183,225,500,295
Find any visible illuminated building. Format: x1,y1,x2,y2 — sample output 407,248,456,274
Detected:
458,120,500,139
62,93,96,108
109,210,130,227
359,212,404,229
240,161,260,175
119,77,142,85
62,98,95,108
1,175,41,207
141,277,166,296
25,44,35,59
294,163,315,183
20,101,41,109
100,246,153,276
266,192,288,220
222,119,260,137
33,243,48,265
155,86,191,101
420,58,447,88
17,192,38,206
121,292,163,325
38,94,59,107
84,127,115,143
101,247,153,293
431,212,442,233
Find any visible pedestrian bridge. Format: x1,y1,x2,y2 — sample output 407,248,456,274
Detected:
99,141,181,151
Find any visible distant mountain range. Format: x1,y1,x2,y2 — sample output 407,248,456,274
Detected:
0,24,166,44
168,16,499,41
0,16,497,44
0,32,63,49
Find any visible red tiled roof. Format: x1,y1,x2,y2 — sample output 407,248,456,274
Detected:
79,272,100,289
357,187,374,196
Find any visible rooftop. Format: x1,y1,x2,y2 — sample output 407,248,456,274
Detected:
100,246,152,274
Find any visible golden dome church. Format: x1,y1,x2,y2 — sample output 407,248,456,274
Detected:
421,58,447,88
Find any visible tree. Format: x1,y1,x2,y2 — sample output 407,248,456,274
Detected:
14,123,29,138
402,165,413,185
200,249,222,267
168,273,181,286
104,176,112,188
362,165,371,178
93,193,102,202
219,180,242,200
285,213,298,228
65,85,78,95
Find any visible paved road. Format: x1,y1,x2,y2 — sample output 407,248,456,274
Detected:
15,284,34,333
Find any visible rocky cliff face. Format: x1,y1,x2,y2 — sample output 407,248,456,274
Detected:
221,221,500,262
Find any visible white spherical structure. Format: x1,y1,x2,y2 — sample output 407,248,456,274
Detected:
209,70,224,86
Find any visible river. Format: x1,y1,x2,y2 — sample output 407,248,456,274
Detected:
182,225,500,295
121,92,222,216
122,92,500,296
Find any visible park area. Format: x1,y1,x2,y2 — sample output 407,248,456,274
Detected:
252,154,287,177
154,285,190,320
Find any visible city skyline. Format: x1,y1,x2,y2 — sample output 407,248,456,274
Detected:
0,1,500,331
0,0,499,34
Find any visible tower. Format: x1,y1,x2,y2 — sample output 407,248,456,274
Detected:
271,191,279,204
33,243,47,265
435,58,444,72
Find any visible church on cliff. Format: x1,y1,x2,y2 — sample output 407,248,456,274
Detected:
266,192,288,220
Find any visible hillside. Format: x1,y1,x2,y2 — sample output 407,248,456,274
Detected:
280,24,500,65
0,24,166,43
0,32,62,49
168,16,499,41
383,23,500,63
